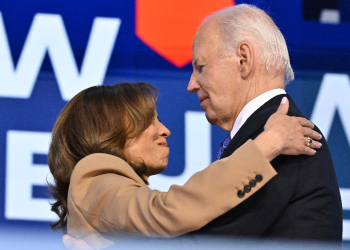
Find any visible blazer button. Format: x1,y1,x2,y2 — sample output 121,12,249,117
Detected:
237,190,245,198
244,185,251,193
255,174,263,182
249,180,257,187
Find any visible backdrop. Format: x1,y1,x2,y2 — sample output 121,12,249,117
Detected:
0,0,349,242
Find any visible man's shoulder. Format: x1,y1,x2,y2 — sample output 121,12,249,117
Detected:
253,94,303,117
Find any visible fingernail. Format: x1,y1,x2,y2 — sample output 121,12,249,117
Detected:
319,142,322,147
281,97,287,104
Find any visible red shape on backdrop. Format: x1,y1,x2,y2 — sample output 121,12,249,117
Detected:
135,0,235,68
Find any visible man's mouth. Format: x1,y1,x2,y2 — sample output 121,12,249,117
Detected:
158,142,168,147
199,96,209,111
199,96,208,103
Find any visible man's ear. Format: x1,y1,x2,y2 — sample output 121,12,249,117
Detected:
237,43,254,78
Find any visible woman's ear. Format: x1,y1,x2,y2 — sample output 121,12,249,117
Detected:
237,43,254,78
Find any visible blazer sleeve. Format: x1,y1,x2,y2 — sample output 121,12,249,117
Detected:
68,139,277,238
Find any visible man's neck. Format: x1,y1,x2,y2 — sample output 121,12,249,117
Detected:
245,74,285,104
225,74,285,132
229,88,286,139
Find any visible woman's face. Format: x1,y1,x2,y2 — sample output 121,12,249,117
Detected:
123,115,171,179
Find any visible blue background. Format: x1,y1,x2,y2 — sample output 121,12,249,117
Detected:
0,0,349,245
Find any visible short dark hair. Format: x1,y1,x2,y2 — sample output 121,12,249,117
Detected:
48,82,158,231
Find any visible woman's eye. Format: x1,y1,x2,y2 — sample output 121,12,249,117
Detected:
154,116,161,123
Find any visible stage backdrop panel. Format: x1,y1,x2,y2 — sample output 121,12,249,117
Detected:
0,0,349,241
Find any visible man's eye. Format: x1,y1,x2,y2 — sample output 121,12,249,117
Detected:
198,65,204,73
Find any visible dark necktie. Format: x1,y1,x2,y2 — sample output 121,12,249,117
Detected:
216,133,231,160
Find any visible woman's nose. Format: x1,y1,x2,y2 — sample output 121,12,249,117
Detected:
157,121,171,138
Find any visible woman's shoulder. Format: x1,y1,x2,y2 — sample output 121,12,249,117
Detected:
75,153,127,172
71,153,144,184
77,153,126,167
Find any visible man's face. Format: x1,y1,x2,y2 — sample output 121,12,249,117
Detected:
187,20,247,131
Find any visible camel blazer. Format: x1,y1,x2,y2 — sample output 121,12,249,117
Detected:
67,139,277,249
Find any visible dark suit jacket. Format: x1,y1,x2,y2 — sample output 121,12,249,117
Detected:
191,94,343,241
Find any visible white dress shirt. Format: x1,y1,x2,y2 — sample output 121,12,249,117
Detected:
230,89,286,139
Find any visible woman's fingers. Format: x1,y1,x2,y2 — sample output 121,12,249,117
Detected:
297,117,315,129
304,136,322,149
301,145,317,156
275,97,289,115
303,127,322,141
298,128,323,155
62,235,93,250
259,99,324,160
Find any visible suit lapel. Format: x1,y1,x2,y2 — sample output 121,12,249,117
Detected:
220,94,288,159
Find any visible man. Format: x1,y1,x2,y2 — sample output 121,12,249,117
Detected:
187,4,342,241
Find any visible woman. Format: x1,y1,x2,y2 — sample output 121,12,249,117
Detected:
48,82,320,249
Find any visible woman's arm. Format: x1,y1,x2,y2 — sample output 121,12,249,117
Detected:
68,139,275,239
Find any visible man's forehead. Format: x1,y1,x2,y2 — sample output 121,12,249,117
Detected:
194,18,221,47
192,39,205,65
192,25,221,62
191,33,202,64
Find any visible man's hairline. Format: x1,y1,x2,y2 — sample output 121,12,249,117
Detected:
195,7,289,82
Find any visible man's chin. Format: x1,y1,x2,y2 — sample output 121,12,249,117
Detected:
205,112,217,125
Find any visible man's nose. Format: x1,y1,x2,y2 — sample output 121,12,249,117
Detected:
187,73,200,93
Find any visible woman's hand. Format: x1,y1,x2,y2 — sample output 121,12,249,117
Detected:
254,97,322,162
62,235,93,250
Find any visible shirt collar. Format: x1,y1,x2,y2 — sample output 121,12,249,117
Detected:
230,89,286,139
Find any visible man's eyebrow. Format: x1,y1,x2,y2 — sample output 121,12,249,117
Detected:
192,58,197,67
193,58,202,68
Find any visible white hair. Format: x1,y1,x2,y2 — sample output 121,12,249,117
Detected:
202,4,294,85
